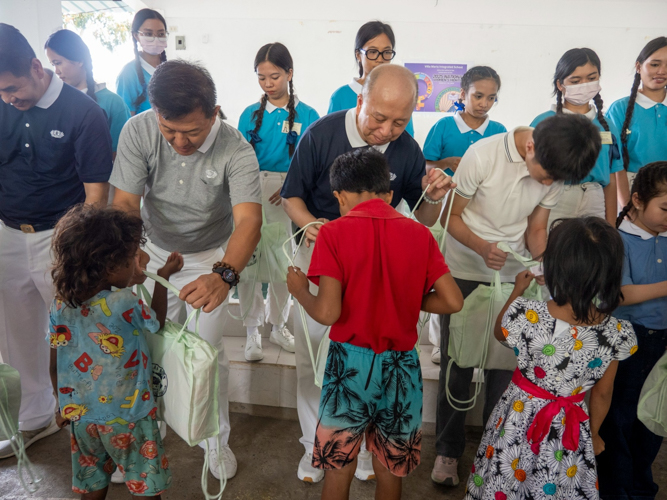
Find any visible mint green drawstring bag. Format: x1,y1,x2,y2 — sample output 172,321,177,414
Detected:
638,351,667,437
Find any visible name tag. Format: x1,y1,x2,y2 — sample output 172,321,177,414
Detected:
281,122,302,134
600,131,613,145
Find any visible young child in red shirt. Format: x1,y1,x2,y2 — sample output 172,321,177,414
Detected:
287,148,464,500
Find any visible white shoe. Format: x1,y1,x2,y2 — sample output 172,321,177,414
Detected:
159,420,167,441
0,416,60,459
431,347,441,365
269,325,295,353
354,449,375,481
208,444,237,480
110,466,125,483
244,332,264,361
297,452,324,483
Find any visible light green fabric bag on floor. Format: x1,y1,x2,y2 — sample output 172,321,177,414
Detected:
638,350,667,437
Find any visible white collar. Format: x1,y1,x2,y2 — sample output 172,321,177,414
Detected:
453,111,490,135
140,56,157,76
635,91,667,110
35,70,63,109
80,82,107,94
265,95,300,114
504,127,527,163
619,219,667,239
550,103,597,121
344,108,390,153
348,78,363,95
198,117,221,154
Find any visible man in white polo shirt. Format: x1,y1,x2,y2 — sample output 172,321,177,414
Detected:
432,114,602,486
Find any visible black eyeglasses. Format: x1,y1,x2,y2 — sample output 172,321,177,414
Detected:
358,49,396,61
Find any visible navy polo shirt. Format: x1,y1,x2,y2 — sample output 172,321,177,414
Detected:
0,72,113,226
280,109,425,221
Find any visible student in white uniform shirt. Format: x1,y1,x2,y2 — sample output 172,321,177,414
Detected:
237,43,320,361
531,48,622,226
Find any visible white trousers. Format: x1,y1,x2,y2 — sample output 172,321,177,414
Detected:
237,172,291,328
548,182,605,228
143,239,231,448
292,242,329,454
0,223,56,431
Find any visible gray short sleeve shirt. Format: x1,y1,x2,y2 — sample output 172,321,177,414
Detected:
110,111,261,253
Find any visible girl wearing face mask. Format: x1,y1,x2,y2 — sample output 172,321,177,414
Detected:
327,20,414,137
236,43,319,363
530,48,622,226
606,37,667,208
45,29,130,158
116,9,168,115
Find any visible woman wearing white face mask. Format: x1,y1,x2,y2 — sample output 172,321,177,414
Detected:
531,48,622,226
116,9,168,115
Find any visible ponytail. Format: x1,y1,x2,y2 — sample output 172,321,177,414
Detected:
249,94,269,149
286,80,297,158
621,73,641,171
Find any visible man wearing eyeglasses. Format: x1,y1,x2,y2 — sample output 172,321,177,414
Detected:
280,63,453,483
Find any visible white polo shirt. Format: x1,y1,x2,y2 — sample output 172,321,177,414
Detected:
446,127,564,282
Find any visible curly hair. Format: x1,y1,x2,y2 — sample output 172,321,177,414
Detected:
51,205,146,308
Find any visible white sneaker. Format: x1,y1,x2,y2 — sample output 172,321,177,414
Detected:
0,416,60,459
297,452,324,483
208,444,237,480
244,332,264,361
110,466,124,483
269,325,295,353
354,449,375,480
431,347,441,365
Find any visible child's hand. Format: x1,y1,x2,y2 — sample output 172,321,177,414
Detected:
593,433,605,455
513,271,535,296
286,266,309,296
158,252,184,280
55,410,70,428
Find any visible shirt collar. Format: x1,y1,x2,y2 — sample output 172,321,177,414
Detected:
344,108,390,153
453,111,490,135
619,219,667,239
35,70,63,109
504,127,528,163
348,78,363,95
265,95,300,114
635,91,667,109
344,198,404,220
140,56,157,76
80,82,107,94
549,103,597,121
197,117,221,154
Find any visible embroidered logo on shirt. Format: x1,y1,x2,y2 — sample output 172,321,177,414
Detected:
389,172,397,181
205,170,217,179
50,130,65,139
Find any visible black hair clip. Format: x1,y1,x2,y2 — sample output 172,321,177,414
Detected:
248,131,262,144
453,101,465,112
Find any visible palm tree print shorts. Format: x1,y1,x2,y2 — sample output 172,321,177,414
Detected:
313,341,423,477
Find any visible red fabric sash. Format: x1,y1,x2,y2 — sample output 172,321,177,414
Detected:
511,369,589,454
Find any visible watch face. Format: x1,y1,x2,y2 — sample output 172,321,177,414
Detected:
222,269,235,281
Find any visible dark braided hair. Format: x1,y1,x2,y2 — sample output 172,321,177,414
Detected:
44,29,97,102
131,9,167,112
553,48,609,132
457,65,501,109
354,21,395,78
616,161,667,228
251,43,298,157
620,37,667,171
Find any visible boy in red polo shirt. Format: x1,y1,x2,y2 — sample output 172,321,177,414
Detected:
286,148,463,500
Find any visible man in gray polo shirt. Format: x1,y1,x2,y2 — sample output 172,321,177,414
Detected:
111,60,261,480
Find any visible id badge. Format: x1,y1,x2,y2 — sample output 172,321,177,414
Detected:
600,131,613,145
282,122,302,134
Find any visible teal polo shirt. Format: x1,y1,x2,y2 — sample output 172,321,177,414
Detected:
116,58,155,115
86,84,130,152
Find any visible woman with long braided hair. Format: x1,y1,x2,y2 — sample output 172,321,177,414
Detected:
607,37,667,207
237,42,319,362
531,48,622,226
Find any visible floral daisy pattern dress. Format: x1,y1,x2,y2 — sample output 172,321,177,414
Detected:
464,297,637,500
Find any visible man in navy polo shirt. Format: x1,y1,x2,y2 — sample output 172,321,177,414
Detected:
0,24,112,458
281,63,453,483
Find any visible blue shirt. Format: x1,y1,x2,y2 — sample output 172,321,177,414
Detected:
530,106,623,186
0,73,113,226
116,58,154,115
49,288,160,425
281,109,425,222
607,93,667,173
327,81,415,137
238,99,320,172
423,112,506,169
94,85,131,152
614,220,667,330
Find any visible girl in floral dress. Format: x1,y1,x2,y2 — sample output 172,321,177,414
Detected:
464,217,637,500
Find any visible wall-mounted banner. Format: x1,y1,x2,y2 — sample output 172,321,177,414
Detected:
405,63,468,113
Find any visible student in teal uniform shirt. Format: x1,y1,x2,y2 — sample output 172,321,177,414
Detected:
607,37,667,207
237,43,319,363
44,29,130,157
116,9,167,115
327,20,414,137
531,48,622,226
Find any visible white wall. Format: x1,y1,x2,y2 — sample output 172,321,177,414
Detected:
140,0,666,145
